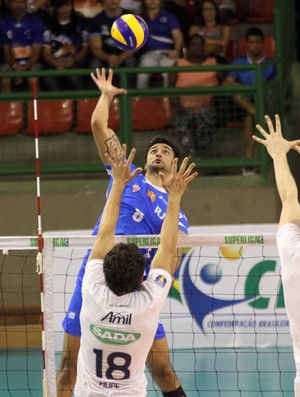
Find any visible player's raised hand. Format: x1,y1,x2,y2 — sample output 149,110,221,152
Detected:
90,68,127,97
104,144,143,186
159,157,198,197
253,114,300,157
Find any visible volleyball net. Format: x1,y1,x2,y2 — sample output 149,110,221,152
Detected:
0,229,295,396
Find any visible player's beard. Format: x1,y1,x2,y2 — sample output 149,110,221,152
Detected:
146,162,167,175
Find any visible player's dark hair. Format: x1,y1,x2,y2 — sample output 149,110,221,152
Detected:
145,135,186,162
103,243,146,296
245,27,264,40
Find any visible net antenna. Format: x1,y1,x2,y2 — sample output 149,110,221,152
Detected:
33,80,48,397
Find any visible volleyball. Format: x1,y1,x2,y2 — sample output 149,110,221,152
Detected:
111,14,149,51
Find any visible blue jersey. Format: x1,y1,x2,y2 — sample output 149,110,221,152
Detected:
93,164,189,274
141,10,180,53
229,54,276,85
0,13,44,64
62,164,189,337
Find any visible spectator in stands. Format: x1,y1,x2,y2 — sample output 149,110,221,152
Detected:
42,0,89,90
136,0,183,88
0,0,44,93
213,0,236,25
189,0,231,62
88,0,137,88
165,0,194,45
222,27,275,172
169,34,221,157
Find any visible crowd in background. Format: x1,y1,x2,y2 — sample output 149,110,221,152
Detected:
0,0,276,167
0,0,249,92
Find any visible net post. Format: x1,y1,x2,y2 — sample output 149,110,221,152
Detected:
32,79,48,397
42,237,57,397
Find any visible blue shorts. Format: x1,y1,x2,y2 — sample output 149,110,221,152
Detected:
62,250,166,340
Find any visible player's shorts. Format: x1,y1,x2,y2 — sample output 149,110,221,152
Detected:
62,250,166,340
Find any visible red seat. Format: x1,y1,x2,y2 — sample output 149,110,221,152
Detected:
132,97,171,131
246,0,275,23
75,98,119,134
25,100,73,135
227,18,239,25
238,35,275,59
0,102,23,136
226,39,238,62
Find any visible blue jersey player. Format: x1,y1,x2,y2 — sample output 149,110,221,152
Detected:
56,67,188,397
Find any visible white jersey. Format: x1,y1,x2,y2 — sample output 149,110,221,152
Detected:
74,259,172,397
277,223,300,377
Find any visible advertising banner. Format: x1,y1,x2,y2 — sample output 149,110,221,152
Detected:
161,224,292,349
50,224,292,350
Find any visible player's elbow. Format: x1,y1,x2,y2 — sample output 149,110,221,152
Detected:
282,189,298,206
91,114,103,130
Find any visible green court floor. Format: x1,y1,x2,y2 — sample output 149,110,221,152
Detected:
0,347,295,396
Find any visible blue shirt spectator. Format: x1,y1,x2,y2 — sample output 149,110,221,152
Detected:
0,9,44,64
137,0,183,88
141,10,181,53
42,0,89,90
88,0,138,87
229,54,275,85
222,27,276,164
0,0,44,92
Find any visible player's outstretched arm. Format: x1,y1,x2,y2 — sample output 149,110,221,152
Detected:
89,145,143,260
253,114,300,226
90,68,127,164
151,157,198,275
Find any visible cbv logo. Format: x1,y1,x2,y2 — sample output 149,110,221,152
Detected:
179,247,284,334
90,325,141,345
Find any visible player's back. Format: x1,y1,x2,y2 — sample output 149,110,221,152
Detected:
75,259,172,397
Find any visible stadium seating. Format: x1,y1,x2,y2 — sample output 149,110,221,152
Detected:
131,97,171,131
235,0,247,21
75,98,119,134
0,102,23,136
25,100,73,135
245,0,275,23
226,40,238,62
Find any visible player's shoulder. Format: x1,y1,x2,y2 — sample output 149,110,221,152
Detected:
276,223,300,249
276,223,300,259
145,269,172,290
277,223,300,238
83,259,105,288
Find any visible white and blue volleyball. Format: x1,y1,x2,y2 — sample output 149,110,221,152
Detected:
111,14,149,51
